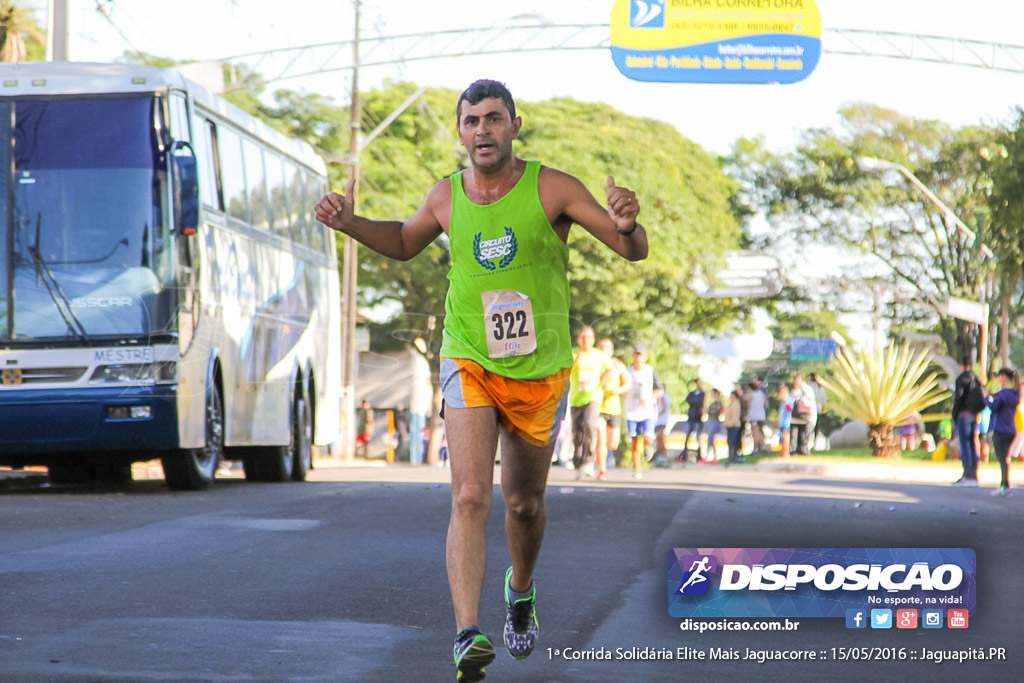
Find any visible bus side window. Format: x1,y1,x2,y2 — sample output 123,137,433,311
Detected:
218,127,247,223
305,172,326,254
285,162,309,248
266,152,290,240
197,118,223,211
242,138,269,231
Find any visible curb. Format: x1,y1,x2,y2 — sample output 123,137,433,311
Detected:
756,459,999,485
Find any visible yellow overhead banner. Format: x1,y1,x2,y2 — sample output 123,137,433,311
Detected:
610,0,822,84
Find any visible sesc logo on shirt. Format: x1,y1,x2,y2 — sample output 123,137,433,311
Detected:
473,227,518,271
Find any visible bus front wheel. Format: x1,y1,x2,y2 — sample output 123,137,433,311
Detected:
163,383,223,491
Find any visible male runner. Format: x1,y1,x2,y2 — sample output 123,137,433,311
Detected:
623,345,664,478
569,327,610,479
596,338,631,480
314,79,648,681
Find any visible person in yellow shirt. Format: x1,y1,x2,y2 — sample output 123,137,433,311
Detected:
569,327,611,478
595,338,632,480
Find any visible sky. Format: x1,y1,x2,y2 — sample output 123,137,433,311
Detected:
65,0,1024,155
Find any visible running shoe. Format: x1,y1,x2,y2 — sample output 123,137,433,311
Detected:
503,566,539,659
453,627,495,682
991,486,1013,497
596,471,607,481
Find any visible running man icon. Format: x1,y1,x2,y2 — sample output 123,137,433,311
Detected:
678,556,712,594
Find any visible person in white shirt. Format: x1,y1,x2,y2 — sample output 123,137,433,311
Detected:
623,345,664,479
746,380,769,453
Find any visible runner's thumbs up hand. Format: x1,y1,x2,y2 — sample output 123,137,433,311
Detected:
606,175,639,233
314,177,356,232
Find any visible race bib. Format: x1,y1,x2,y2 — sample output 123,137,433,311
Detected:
482,290,537,359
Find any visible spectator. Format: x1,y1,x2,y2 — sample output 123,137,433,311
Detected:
682,379,706,463
356,399,374,459
777,384,793,458
723,387,744,465
951,356,985,486
703,388,723,462
899,411,923,451
985,367,1019,496
746,380,768,454
789,374,817,455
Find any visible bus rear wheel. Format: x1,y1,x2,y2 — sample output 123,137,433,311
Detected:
163,383,223,491
242,390,310,482
291,394,313,482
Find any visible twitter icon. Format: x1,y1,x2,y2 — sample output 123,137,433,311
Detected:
870,609,893,629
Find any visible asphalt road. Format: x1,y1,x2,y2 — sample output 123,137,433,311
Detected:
0,461,1020,682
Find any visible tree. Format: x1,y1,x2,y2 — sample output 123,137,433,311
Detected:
818,338,949,457
0,2,45,62
726,104,1005,362
986,108,1024,367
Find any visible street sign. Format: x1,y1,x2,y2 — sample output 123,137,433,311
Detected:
946,296,988,325
691,251,784,299
609,0,822,84
790,337,838,363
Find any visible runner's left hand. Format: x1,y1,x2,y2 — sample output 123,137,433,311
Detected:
606,175,640,232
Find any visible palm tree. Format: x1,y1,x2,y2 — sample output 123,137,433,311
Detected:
818,337,949,457
0,3,47,63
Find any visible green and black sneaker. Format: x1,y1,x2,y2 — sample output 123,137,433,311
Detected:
503,566,539,659
453,626,496,682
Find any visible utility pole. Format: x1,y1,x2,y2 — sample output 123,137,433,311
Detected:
339,0,361,461
46,0,70,61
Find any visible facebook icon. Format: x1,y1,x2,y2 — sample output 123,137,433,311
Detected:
845,609,867,629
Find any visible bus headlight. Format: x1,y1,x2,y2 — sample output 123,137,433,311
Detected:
89,362,176,385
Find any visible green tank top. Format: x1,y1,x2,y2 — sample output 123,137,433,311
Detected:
440,160,572,379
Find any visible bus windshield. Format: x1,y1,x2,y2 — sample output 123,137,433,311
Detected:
0,96,171,343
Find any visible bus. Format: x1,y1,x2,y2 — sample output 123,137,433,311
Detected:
0,62,341,490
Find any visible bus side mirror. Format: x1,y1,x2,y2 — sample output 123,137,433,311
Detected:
170,141,199,236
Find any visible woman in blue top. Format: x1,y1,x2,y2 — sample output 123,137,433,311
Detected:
985,367,1020,497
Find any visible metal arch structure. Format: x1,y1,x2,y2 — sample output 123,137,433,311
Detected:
216,24,1024,93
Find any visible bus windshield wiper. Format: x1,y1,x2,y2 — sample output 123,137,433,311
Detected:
27,212,89,342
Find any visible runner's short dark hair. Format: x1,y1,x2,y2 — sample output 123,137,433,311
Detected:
456,79,516,125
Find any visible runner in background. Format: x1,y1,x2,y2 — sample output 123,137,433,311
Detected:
596,338,631,481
